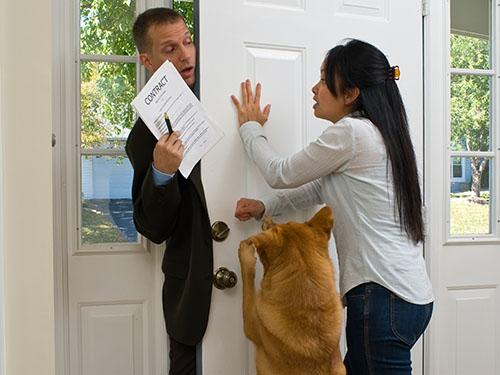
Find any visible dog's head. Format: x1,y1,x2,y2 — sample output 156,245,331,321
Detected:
245,206,334,272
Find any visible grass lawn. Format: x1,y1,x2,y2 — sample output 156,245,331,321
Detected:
450,195,490,235
81,200,127,244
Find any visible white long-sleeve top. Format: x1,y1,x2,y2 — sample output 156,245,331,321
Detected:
239,115,433,304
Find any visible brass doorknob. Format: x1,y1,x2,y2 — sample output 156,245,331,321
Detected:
211,221,230,242
213,267,238,289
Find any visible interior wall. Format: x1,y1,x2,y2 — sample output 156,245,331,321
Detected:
0,2,6,372
0,0,55,374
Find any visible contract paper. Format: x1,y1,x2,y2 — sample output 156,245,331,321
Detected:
132,60,224,177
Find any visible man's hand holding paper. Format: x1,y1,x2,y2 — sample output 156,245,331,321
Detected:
153,131,184,175
132,59,224,177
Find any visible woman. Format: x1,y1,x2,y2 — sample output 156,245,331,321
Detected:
231,39,433,374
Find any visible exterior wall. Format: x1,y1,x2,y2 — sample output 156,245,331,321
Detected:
451,160,490,193
81,156,134,199
0,0,55,374
451,159,472,193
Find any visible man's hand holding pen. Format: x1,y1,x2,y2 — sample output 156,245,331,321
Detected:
153,131,184,174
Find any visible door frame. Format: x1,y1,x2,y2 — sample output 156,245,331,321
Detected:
423,0,448,374
52,0,72,372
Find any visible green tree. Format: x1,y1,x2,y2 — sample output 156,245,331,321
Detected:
450,34,490,197
174,0,194,35
80,70,112,148
80,0,136,149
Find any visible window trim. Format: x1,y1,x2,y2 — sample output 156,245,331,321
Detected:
445,0,499,241
75,0,147,252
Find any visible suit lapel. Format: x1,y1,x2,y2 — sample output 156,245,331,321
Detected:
188,162,208,210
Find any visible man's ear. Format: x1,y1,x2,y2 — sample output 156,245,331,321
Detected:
344,87,360,106
139,53,154,74
307,206,334,237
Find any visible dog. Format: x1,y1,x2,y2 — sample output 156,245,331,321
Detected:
238,206,346,375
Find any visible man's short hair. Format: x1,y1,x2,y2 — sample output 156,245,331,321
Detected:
133,8,184,53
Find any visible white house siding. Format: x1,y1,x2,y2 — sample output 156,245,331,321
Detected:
82,156,133,200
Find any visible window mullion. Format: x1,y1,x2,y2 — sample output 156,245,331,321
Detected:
450,151,495,157
450,68,495,76
80,149,127,157
80,54,137,64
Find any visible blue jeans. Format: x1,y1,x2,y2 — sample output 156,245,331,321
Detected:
344,282,433,375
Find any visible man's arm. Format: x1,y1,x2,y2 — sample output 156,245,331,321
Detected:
126,121,182,244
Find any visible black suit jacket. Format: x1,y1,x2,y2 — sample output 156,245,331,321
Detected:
126,118,213,346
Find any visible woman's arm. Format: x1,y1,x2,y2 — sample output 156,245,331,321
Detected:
232,80,354,189
235,179,323,221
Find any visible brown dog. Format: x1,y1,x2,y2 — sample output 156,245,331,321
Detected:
238,206,346,375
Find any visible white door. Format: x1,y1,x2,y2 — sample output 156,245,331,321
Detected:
199,1,425,374
426,0,500,374
54,0,168,374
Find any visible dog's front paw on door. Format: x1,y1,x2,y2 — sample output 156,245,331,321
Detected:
238,240,257,270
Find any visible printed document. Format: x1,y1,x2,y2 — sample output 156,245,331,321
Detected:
132,60,224,177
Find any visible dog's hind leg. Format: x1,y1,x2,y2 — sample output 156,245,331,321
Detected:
239,240,262,345
331,351,346,375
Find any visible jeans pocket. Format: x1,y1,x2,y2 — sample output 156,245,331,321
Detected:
390,295,433,347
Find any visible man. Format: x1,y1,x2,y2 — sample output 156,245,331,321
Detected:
126,8,213,375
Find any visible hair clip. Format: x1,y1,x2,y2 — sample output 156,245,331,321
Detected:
389,65,400,80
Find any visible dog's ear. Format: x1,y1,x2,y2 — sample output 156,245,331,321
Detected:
307,206,334,238
261,216,276,231
247,228,283,270
246,234,270,270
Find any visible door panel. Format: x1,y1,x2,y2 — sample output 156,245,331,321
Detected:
67,244,166,375
438,244,500,374
200,1,424,374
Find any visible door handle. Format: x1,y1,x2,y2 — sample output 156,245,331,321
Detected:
213,267,237,289
211,221,230,242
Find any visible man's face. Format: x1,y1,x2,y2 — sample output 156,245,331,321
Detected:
140,19,196,87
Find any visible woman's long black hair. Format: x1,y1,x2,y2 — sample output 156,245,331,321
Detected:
324,39,424,243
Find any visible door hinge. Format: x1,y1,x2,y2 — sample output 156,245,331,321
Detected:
422,0,429,17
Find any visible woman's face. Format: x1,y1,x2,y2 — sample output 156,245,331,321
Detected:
311,64,356,123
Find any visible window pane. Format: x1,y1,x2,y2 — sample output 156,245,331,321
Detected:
81,156,137,245
450,74,490,152
452,157,463,178
450,157,491,235
174,0,194,36
450,0,490,70
80,0,136,56
81,61,136,150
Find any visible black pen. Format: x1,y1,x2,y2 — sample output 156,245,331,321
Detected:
164,112,173,134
